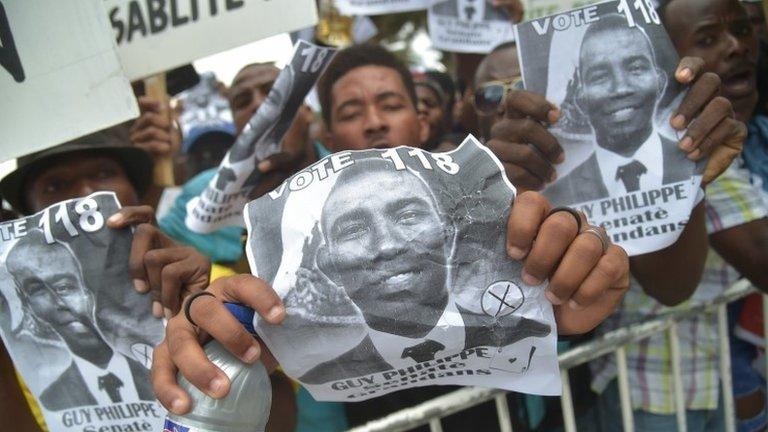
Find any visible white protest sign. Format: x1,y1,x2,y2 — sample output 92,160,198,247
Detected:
428,0,516,54
0,0,138,163
105,0,319,80
335,0,432,15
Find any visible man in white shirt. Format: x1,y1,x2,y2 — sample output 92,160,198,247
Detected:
544,13,690,205
6,230,153,411
299,158,551,384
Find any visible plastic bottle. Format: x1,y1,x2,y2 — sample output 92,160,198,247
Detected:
163,304,271,432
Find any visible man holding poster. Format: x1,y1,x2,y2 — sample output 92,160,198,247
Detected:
152,44,634,430
151,42,742,428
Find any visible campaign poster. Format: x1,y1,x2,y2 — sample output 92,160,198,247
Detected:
0,192,165,432
244,136,560,402
428,0,516,53
185,41,337,234
514,0,702,256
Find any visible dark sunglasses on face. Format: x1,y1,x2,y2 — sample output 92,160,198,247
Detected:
474,78,524,115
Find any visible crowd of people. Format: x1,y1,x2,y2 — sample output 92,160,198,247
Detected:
1,0,767,431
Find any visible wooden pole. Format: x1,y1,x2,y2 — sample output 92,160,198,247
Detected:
143,73,175,187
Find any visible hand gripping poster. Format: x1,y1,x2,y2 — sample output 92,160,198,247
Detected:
244,136,560,401
428,0,516,53
185,41,337,233
0,192,165,432
514,0,702,256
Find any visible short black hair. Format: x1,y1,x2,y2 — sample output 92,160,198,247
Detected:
317,44,418,127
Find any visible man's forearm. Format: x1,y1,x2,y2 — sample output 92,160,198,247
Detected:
630,202,708,306
710,218,768,293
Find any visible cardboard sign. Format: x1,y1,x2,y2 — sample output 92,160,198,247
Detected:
104,0,319,80
0,0,138,163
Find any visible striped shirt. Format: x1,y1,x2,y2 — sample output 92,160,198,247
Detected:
590,159,768,414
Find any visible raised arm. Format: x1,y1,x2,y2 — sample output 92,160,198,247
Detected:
630,202,708,305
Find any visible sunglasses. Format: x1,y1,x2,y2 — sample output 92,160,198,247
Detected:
474,78,524,115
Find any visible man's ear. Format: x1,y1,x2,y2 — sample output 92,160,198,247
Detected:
418,114,430,146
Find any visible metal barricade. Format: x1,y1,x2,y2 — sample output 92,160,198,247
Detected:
349,279,760,432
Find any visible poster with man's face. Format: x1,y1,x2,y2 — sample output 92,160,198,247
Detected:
0,192,165,432
185,41,337,234
244,136,560,402
514,0,702,256
428,0,516,53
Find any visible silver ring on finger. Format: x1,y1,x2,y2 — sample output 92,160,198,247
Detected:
580,226,609,255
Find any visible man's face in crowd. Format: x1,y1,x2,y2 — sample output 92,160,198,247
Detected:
8,242,95,340
26,152,139,214
474,45,522,139
416,85,447,144
665,0,758,122
321,168,449,333
327,65,428,152
228,64,281,134
578,25,661,154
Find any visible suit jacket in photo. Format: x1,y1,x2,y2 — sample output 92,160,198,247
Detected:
543,135,689,206
433,0,508,21
39,355,154,411
299,306,550,384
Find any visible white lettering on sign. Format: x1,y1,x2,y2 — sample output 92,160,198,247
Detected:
531,5,598,35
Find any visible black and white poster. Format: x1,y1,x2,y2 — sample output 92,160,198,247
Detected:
514,0,702,256
428,0,516,53
244,136,560,401
0,192,165,432
335,0,433,15
185,41,337,233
